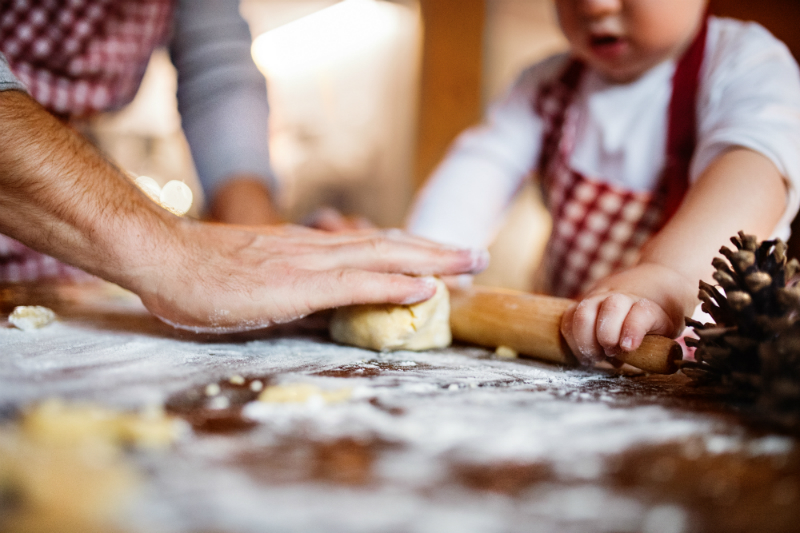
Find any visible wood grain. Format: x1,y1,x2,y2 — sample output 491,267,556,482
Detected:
414,0,485,189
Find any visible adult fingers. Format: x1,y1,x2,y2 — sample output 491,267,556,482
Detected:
302,269,441,311
254,224,468,253
296,233,489,277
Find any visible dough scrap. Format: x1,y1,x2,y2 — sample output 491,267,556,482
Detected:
258,383,351,404
9,305,56,331
329,277,451,351
23,399,181,449
0,400,181,531
494,345,518,359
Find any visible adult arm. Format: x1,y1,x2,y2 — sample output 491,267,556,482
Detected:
0,90,488,332
169,0,279,225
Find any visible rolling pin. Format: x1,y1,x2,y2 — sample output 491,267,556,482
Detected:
449,286,681,374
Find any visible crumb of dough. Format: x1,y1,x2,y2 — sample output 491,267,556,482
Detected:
23,398,182,450
0,399,183,532
9,305,56,331
229,375,245,385
205,383,221,397
329,277,451,351
258,383,351,404
495,345,519,359
208,396,230,410
250,380,264,392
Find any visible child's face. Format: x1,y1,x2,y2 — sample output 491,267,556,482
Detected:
555,0,708,82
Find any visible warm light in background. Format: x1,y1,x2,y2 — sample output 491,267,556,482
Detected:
84,0,566,288
248,0,420,227
251,0,405,78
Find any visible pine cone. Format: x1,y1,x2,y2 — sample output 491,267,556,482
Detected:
682,232,800,430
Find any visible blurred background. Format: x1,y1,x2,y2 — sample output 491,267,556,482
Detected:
85,0,800,291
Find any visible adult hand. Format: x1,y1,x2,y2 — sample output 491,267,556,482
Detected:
130,222,489,333
0,90,488,333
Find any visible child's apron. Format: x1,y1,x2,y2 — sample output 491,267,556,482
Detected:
0,0,174,283
534,17,709,299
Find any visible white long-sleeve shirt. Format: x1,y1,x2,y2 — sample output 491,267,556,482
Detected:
408,17,800,249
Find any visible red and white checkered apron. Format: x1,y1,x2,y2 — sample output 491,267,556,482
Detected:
534,17,708,298
0,0,174,282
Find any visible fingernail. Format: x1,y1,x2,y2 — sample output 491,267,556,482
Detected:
604,346,621,357
402,277,437,305
468,248,490,273
620,336,634,351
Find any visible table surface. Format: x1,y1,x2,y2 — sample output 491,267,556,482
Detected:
1,282,798,533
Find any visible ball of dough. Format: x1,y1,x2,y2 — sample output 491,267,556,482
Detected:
329,277,451,351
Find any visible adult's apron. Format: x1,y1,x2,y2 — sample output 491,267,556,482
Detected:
0,0,174,282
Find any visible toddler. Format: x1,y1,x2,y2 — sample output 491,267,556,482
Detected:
408,0,800,365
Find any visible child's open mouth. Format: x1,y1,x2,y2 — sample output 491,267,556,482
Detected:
589,34,628,58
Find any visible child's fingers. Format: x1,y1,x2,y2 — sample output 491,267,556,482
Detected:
560,304,580,362
564,298,605,364
618,298,673,352
595,293,635,356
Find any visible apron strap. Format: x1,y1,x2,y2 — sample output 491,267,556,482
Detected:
661,14,710,221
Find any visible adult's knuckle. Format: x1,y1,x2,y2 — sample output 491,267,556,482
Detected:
368,234,392,255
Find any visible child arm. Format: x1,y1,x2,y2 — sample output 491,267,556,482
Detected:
561,147,787,364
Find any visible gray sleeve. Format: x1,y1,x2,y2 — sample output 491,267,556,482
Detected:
0,53,29,93
169,0,276,198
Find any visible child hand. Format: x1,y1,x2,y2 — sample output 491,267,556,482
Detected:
560,263,695,366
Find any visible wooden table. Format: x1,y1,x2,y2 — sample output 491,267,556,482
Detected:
1,282,798,533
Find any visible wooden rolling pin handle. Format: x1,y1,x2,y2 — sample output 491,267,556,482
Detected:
449,287,681,375
615,334,682,374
